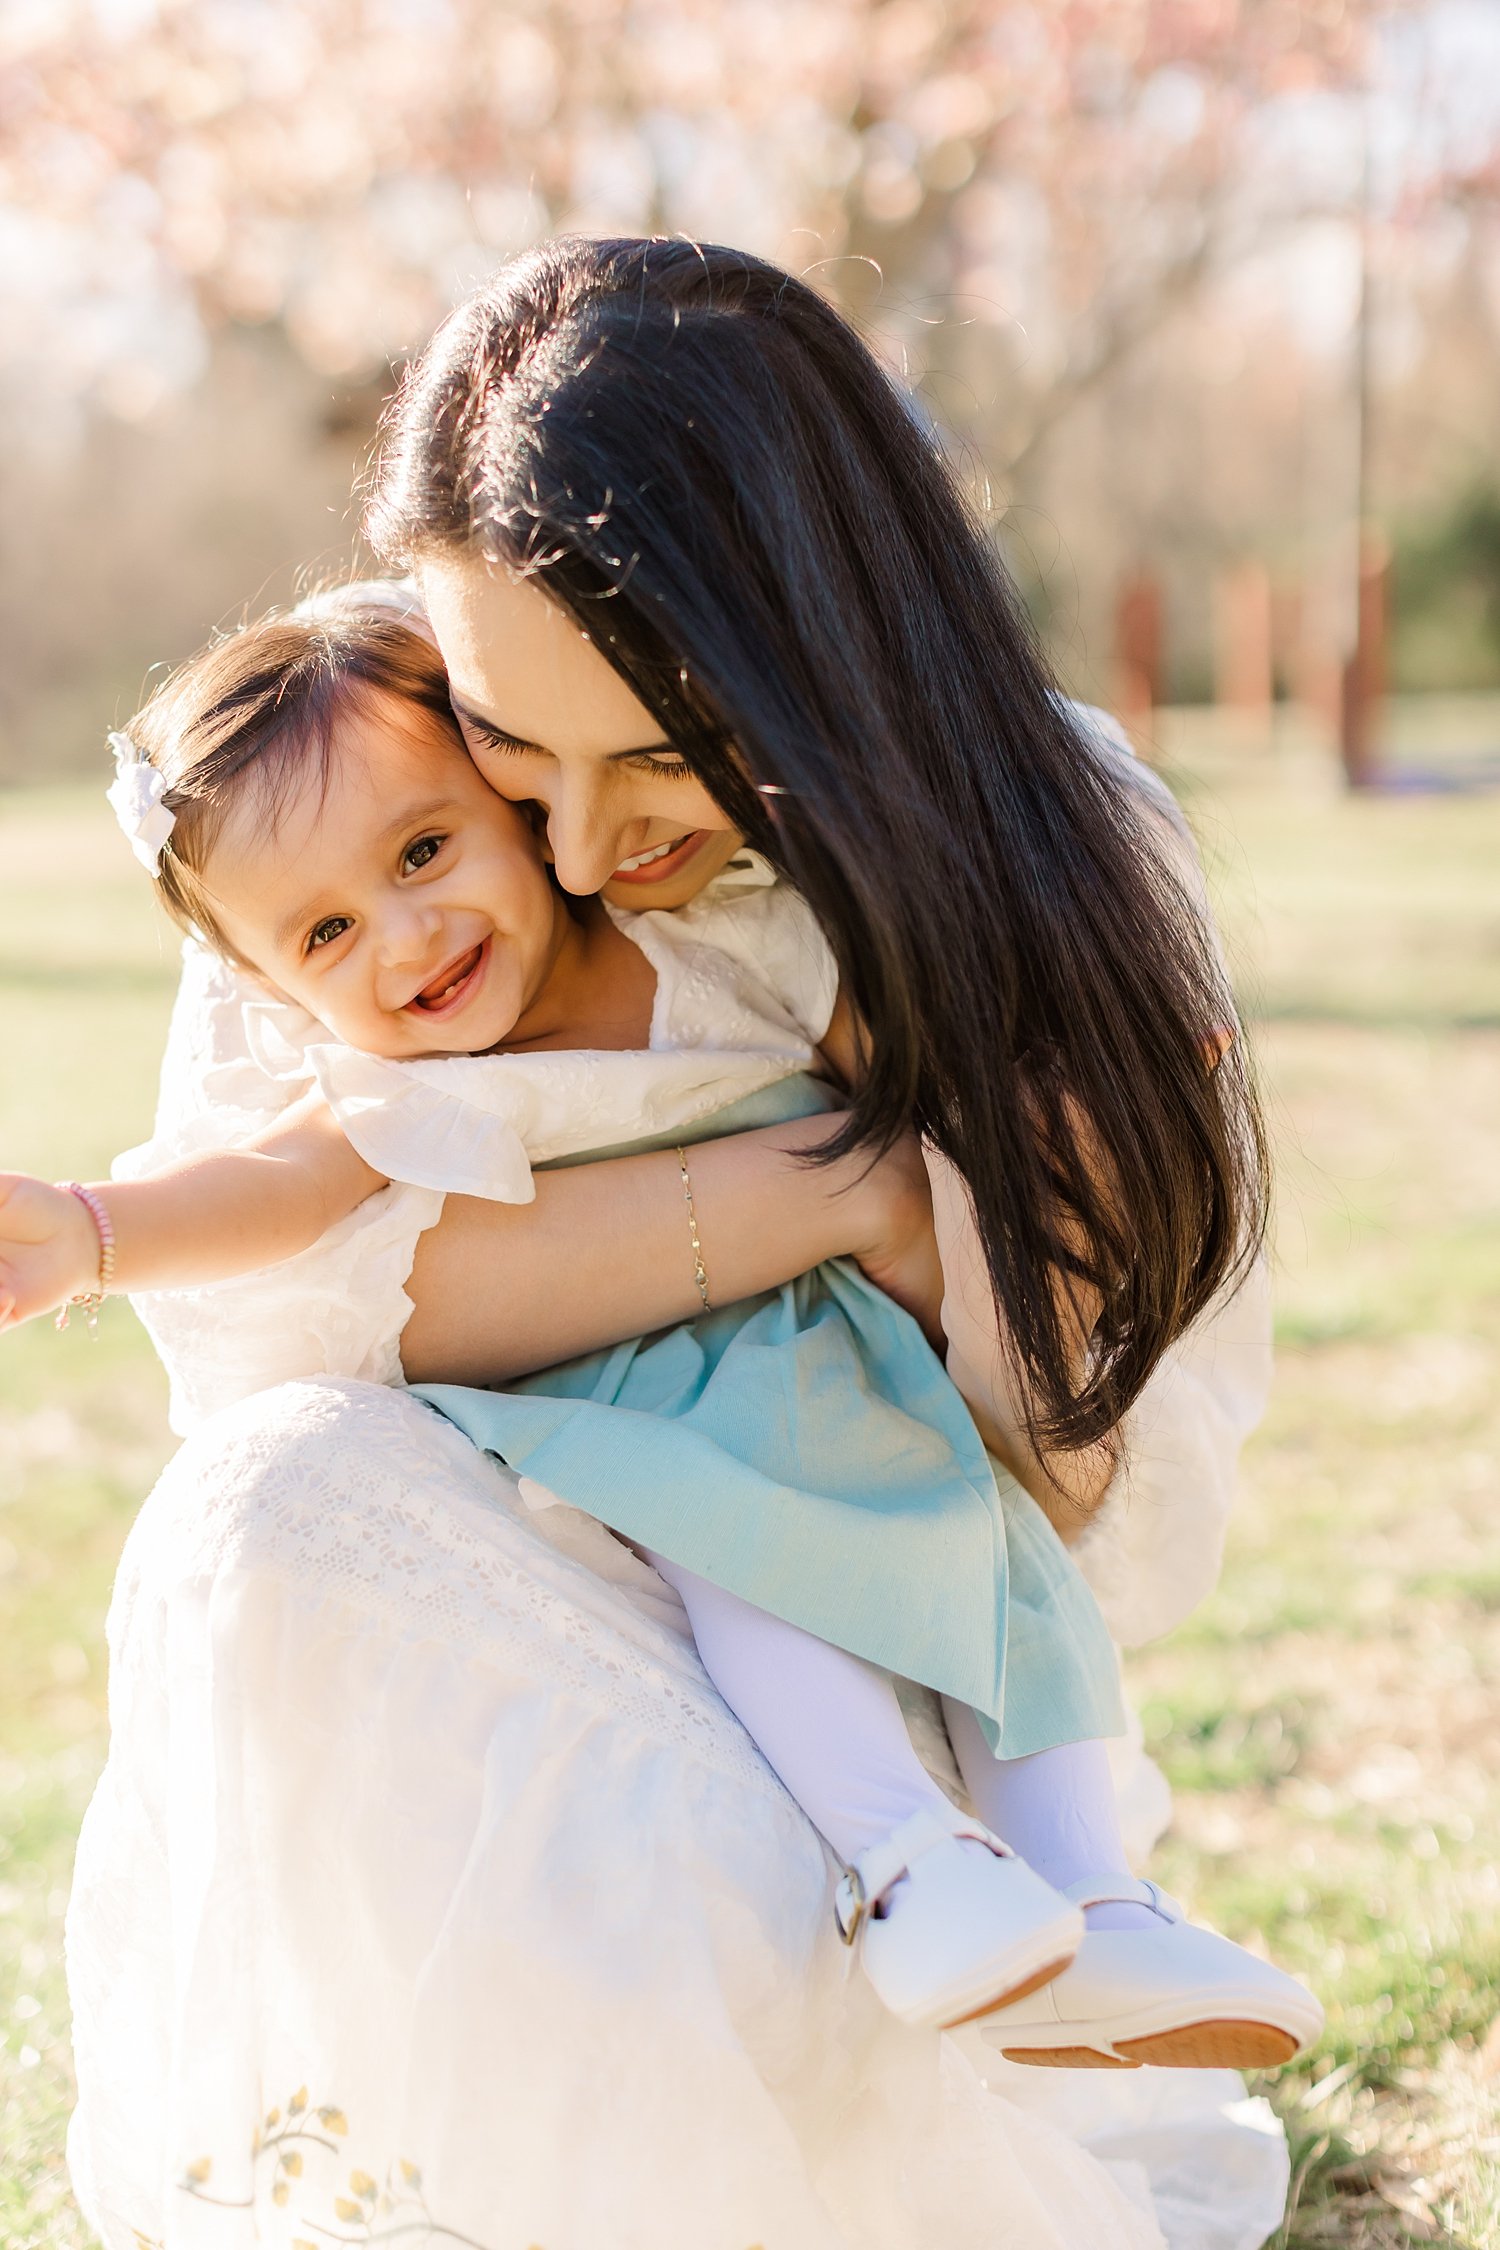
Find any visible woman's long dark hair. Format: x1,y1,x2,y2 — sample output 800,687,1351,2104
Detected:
367,235,1268,1456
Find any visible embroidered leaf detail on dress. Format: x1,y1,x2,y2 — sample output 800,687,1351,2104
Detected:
199,2093,505,2247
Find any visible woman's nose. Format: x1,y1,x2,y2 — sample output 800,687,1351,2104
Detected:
543,778,641,897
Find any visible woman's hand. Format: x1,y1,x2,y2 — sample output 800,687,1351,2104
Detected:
0,1174,101,1329
842,1133,946,1352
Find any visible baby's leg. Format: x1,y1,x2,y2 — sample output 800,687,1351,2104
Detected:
646,1551,958,1862
942,1698,1153,1930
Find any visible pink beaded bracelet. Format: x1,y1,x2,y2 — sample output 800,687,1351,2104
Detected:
54,1182,116,1336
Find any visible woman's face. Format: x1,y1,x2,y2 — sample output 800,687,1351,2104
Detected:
419,552,747,912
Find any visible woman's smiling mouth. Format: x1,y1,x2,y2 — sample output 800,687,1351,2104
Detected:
610,831,710,885
407,939,490,1017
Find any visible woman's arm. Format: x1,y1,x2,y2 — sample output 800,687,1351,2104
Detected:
922,1145,1116,1534
0,1093,383,1327
400,1111,935,1384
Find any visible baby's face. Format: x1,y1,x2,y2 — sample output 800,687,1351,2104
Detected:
209,688,566,1058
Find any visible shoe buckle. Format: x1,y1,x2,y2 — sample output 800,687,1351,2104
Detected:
833,1865,868,1946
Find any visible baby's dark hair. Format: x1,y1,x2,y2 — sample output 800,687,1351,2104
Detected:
121,589,456,962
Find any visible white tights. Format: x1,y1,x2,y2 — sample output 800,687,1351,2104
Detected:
648,1553,1144,1922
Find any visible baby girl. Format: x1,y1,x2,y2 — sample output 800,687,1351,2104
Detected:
0,596,1320,2067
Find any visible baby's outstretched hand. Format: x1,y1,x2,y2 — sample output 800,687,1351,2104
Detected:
0,1174,101,1331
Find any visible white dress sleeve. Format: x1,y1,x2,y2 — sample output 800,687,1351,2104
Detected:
114,942,444,1435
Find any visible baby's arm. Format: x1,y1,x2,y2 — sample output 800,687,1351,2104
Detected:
0,1091,385,1329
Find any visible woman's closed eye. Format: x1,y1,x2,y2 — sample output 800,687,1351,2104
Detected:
626,748,693,779
462,716,538,760
463,712,692,782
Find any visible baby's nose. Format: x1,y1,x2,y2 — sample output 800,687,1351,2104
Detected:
376,901,443,968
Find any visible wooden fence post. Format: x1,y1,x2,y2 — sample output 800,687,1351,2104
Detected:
1338,530,1389,790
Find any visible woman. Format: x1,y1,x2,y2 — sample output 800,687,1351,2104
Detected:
65,239,1288,2250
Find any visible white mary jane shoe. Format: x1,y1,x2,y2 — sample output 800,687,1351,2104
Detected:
978,1875,1325,2070
835,1806,1084,2032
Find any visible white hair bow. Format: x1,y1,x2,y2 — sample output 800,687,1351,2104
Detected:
106,730,175,877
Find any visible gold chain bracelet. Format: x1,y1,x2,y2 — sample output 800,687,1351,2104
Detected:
674,1146,713,1313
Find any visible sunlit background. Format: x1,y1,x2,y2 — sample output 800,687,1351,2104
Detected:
1,5,1498,2246
1,0,1498,774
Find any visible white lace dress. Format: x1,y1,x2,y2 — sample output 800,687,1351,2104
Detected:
66,877,1290,2250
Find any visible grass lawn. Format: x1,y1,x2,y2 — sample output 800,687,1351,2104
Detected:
2,732,1498,2248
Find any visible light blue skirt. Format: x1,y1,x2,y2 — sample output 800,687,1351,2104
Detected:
416,1078,1123,1758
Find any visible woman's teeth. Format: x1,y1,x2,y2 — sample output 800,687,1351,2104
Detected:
616,834,691,874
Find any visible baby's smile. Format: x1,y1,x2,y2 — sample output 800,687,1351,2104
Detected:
405,938,492,1022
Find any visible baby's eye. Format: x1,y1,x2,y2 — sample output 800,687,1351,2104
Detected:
306,915,353,954
402,833,446,873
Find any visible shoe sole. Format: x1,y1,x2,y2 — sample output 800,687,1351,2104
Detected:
942,1954,1078,2030
886,1911,1083,2033
1000,2017,1305,2070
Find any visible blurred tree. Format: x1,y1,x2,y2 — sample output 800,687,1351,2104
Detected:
1392,481,1500,690
2,0,1478,463
2,0,1496,781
